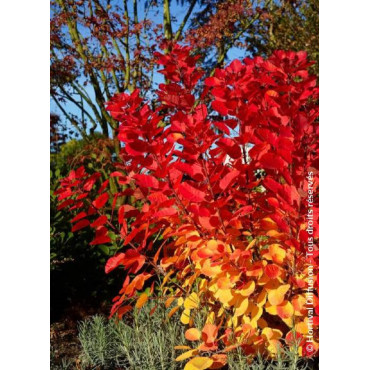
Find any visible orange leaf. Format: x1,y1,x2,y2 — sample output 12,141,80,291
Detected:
165,297,176,308
202,324,218,345
269,244,286,264
135,292,148,309
168,306,180,318
210,354,227,369
185,328,201,341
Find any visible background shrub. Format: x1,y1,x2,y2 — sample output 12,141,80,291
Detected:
50,135,120,322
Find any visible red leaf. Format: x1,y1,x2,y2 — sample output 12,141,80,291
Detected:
236,206,253,216
57,190,73,201
217,138,241,159
105,253,125,274
83,173,100,191
118,205,125,224
72,219,90,232
99,180,110,193
76,193,89,200
228,59,243,73
125,141,148,156
90,227,111,246
90,234,111,246
153,207,177,218
220,170,240,191
212,100,228,116
260,153,285,171
204,77,222,87
57,199,74,210
110,171,125,178
134,174,159,189
91,215,108,228
92,192,109,209
117,305,132,319
178,182,206,203
122,249,146,274
265,264,280,279
213,121,230,134
70,211,87,223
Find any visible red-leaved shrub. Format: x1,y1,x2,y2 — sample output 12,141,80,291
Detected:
56,45,319,367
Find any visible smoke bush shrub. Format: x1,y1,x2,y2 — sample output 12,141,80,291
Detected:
57,45,319,369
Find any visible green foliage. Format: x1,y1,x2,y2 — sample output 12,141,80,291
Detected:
248,0,319,76
227,347,313,370
50,133,107,173
78,305,187,370
77,305,317,369
50,135,120,321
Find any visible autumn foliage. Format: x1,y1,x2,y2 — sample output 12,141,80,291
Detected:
56,45,319,368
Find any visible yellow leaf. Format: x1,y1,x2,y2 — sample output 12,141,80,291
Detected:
206,311,215,324
266,230,286,239
265,301,277,315
292,295,305,316
239,281,255,297
269,244,286,264
181,308,191,324
217,306,224,317
268,284,290,306
267,339,282,355
200,259,222,277
246,239,256,250
175,349,198,361
282,317,294,328
184,292,200,310
135,292,148,309
256,289,267,307
249,304,263,328
277,300,294,319
262,327,282,341
214,289,233,306
160,270,174,288
184,356,213,370
185,328,201,341
199,278,208,291
295,321,309,334
234,297,249,316
217,276,232,289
